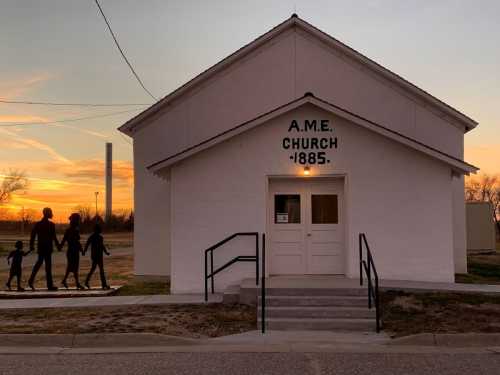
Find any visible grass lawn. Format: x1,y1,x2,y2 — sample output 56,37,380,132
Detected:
115,280,170,296
0,304,256,338
455,245,500,285
382,291,500,337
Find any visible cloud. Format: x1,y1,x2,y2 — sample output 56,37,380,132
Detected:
0,128,72,164
0,114,50,123
0,72,52,100
50,159,134,185
0,138,30,150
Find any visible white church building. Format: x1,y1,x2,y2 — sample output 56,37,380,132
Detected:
120,15,478,294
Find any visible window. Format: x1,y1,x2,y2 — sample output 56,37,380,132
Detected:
275,194,301,223
311,194,338,224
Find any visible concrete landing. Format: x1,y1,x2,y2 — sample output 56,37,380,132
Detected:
241,275,363,290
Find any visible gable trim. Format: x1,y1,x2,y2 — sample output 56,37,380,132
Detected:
147,93,478,175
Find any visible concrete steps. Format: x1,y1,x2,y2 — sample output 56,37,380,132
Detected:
260,306,375,319
256,288,376,331
262,288,367,297
257,318,375,331
264,295,368,307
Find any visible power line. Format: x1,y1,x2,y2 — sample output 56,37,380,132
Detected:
94,0,157,102
0,107,145,127
0,99,149,107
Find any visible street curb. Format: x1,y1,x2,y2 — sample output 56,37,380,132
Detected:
0,333,197,348
389,333,500,347
1,332,500,354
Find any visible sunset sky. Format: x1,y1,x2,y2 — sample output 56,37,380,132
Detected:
1,0,499,222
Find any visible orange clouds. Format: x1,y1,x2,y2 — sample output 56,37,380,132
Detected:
0,128,72,164
1,160,133,222
0,114,50,123
44,159,133,187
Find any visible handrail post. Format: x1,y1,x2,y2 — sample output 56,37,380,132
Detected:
367,259,372,309
255,233,259,285
210,250,214,294
204,251,208,302
359,233,363,286
375,276,380,333
261,233,266,334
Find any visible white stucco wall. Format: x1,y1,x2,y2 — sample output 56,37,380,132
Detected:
169,104,455,293
133,134,171,277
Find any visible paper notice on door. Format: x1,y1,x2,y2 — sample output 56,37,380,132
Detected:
276,213,289,223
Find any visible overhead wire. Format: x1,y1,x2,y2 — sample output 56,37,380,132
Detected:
0,99,150,107
0,107,145,127
94,0,158,102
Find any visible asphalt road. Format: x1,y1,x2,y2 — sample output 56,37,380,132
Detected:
1,352,499,375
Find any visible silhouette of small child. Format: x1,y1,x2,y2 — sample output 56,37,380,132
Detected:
6,241,31,291
83,224,110,290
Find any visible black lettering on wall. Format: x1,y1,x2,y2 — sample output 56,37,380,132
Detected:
282,119,339,165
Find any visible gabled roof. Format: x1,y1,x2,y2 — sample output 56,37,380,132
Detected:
147,92,478,175
119,14,478,135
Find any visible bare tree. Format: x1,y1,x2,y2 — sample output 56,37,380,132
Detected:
19,207,37,224
465,173,500,236
74,205,93,222
0,170,29,205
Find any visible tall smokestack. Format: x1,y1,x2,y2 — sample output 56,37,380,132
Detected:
105,142,112,221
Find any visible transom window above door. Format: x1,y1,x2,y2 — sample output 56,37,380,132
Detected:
274,194,301,224
311,194,338,224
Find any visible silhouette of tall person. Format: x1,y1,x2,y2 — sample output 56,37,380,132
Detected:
28,207,61,291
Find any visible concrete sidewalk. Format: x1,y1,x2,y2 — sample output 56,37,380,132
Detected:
1,332,500,355
0,293,222,309
380,279,500,294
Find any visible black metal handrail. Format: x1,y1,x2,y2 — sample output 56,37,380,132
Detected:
204,232,259,302
359,233,381,332
261,233,266,334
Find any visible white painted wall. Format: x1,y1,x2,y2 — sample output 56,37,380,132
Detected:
169,104,455,293
130,22,471,282
133,133,171,277
132,27,467,171
452,175,467,273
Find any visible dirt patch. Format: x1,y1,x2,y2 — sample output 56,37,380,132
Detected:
0,303,256,338
382,291,500,337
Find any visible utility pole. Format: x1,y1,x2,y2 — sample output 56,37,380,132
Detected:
20,206,25,235
94,191,99,218
105,142,112,221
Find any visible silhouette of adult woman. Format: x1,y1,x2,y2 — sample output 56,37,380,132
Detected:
60,213,84,290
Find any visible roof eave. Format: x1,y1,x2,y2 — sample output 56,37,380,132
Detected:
147,93,478,176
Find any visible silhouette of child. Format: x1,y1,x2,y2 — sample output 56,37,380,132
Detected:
6,240,31,291
83,224,110,290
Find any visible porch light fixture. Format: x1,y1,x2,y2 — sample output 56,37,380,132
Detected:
303,166,311,176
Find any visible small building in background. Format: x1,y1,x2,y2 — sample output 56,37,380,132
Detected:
466,202,496,251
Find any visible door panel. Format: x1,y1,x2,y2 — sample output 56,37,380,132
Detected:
269,178,344,275
307,183,344,274
269,183,306,275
